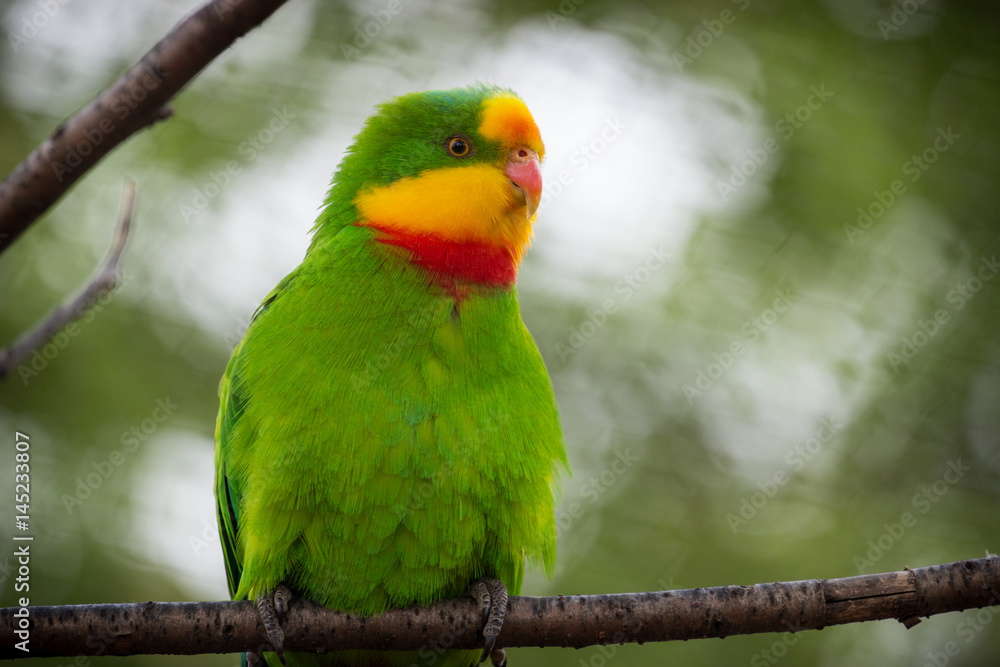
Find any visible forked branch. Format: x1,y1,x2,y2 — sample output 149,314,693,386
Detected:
0,0,290,253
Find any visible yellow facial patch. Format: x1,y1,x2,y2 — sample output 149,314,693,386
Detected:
354,164,534,257
478,94,545,158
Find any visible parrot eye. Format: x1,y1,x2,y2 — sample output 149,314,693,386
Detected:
446,135,472,157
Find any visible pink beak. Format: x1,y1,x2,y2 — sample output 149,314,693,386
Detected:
504,147,542,219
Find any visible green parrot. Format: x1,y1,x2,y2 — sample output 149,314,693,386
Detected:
214,83,568,667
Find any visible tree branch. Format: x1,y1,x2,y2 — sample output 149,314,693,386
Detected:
0,181,134,380
0,0,290,255
2,557,997,659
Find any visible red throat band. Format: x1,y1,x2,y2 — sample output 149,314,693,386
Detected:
364,224,519,289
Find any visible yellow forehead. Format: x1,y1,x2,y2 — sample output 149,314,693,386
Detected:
478,94,545,158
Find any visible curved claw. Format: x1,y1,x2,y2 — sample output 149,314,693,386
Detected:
480,639,494,664
274,584,292,615
470,578,508,664
256,586,292,666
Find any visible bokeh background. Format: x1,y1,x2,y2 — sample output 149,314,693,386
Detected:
2,0,999,665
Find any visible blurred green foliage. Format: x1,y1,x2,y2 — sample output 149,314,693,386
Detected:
1,0,999,665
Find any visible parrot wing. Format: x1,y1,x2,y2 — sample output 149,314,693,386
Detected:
214,270,298,599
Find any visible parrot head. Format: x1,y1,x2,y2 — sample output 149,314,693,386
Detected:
316,83,545,287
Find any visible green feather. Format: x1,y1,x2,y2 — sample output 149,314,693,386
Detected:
214,83,568,667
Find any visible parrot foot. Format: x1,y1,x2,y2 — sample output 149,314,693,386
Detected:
250,585,293,666
470,577,508,665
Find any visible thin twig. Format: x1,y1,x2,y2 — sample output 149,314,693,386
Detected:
1,557,997,659
0,0,291,254
0,181,135,380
